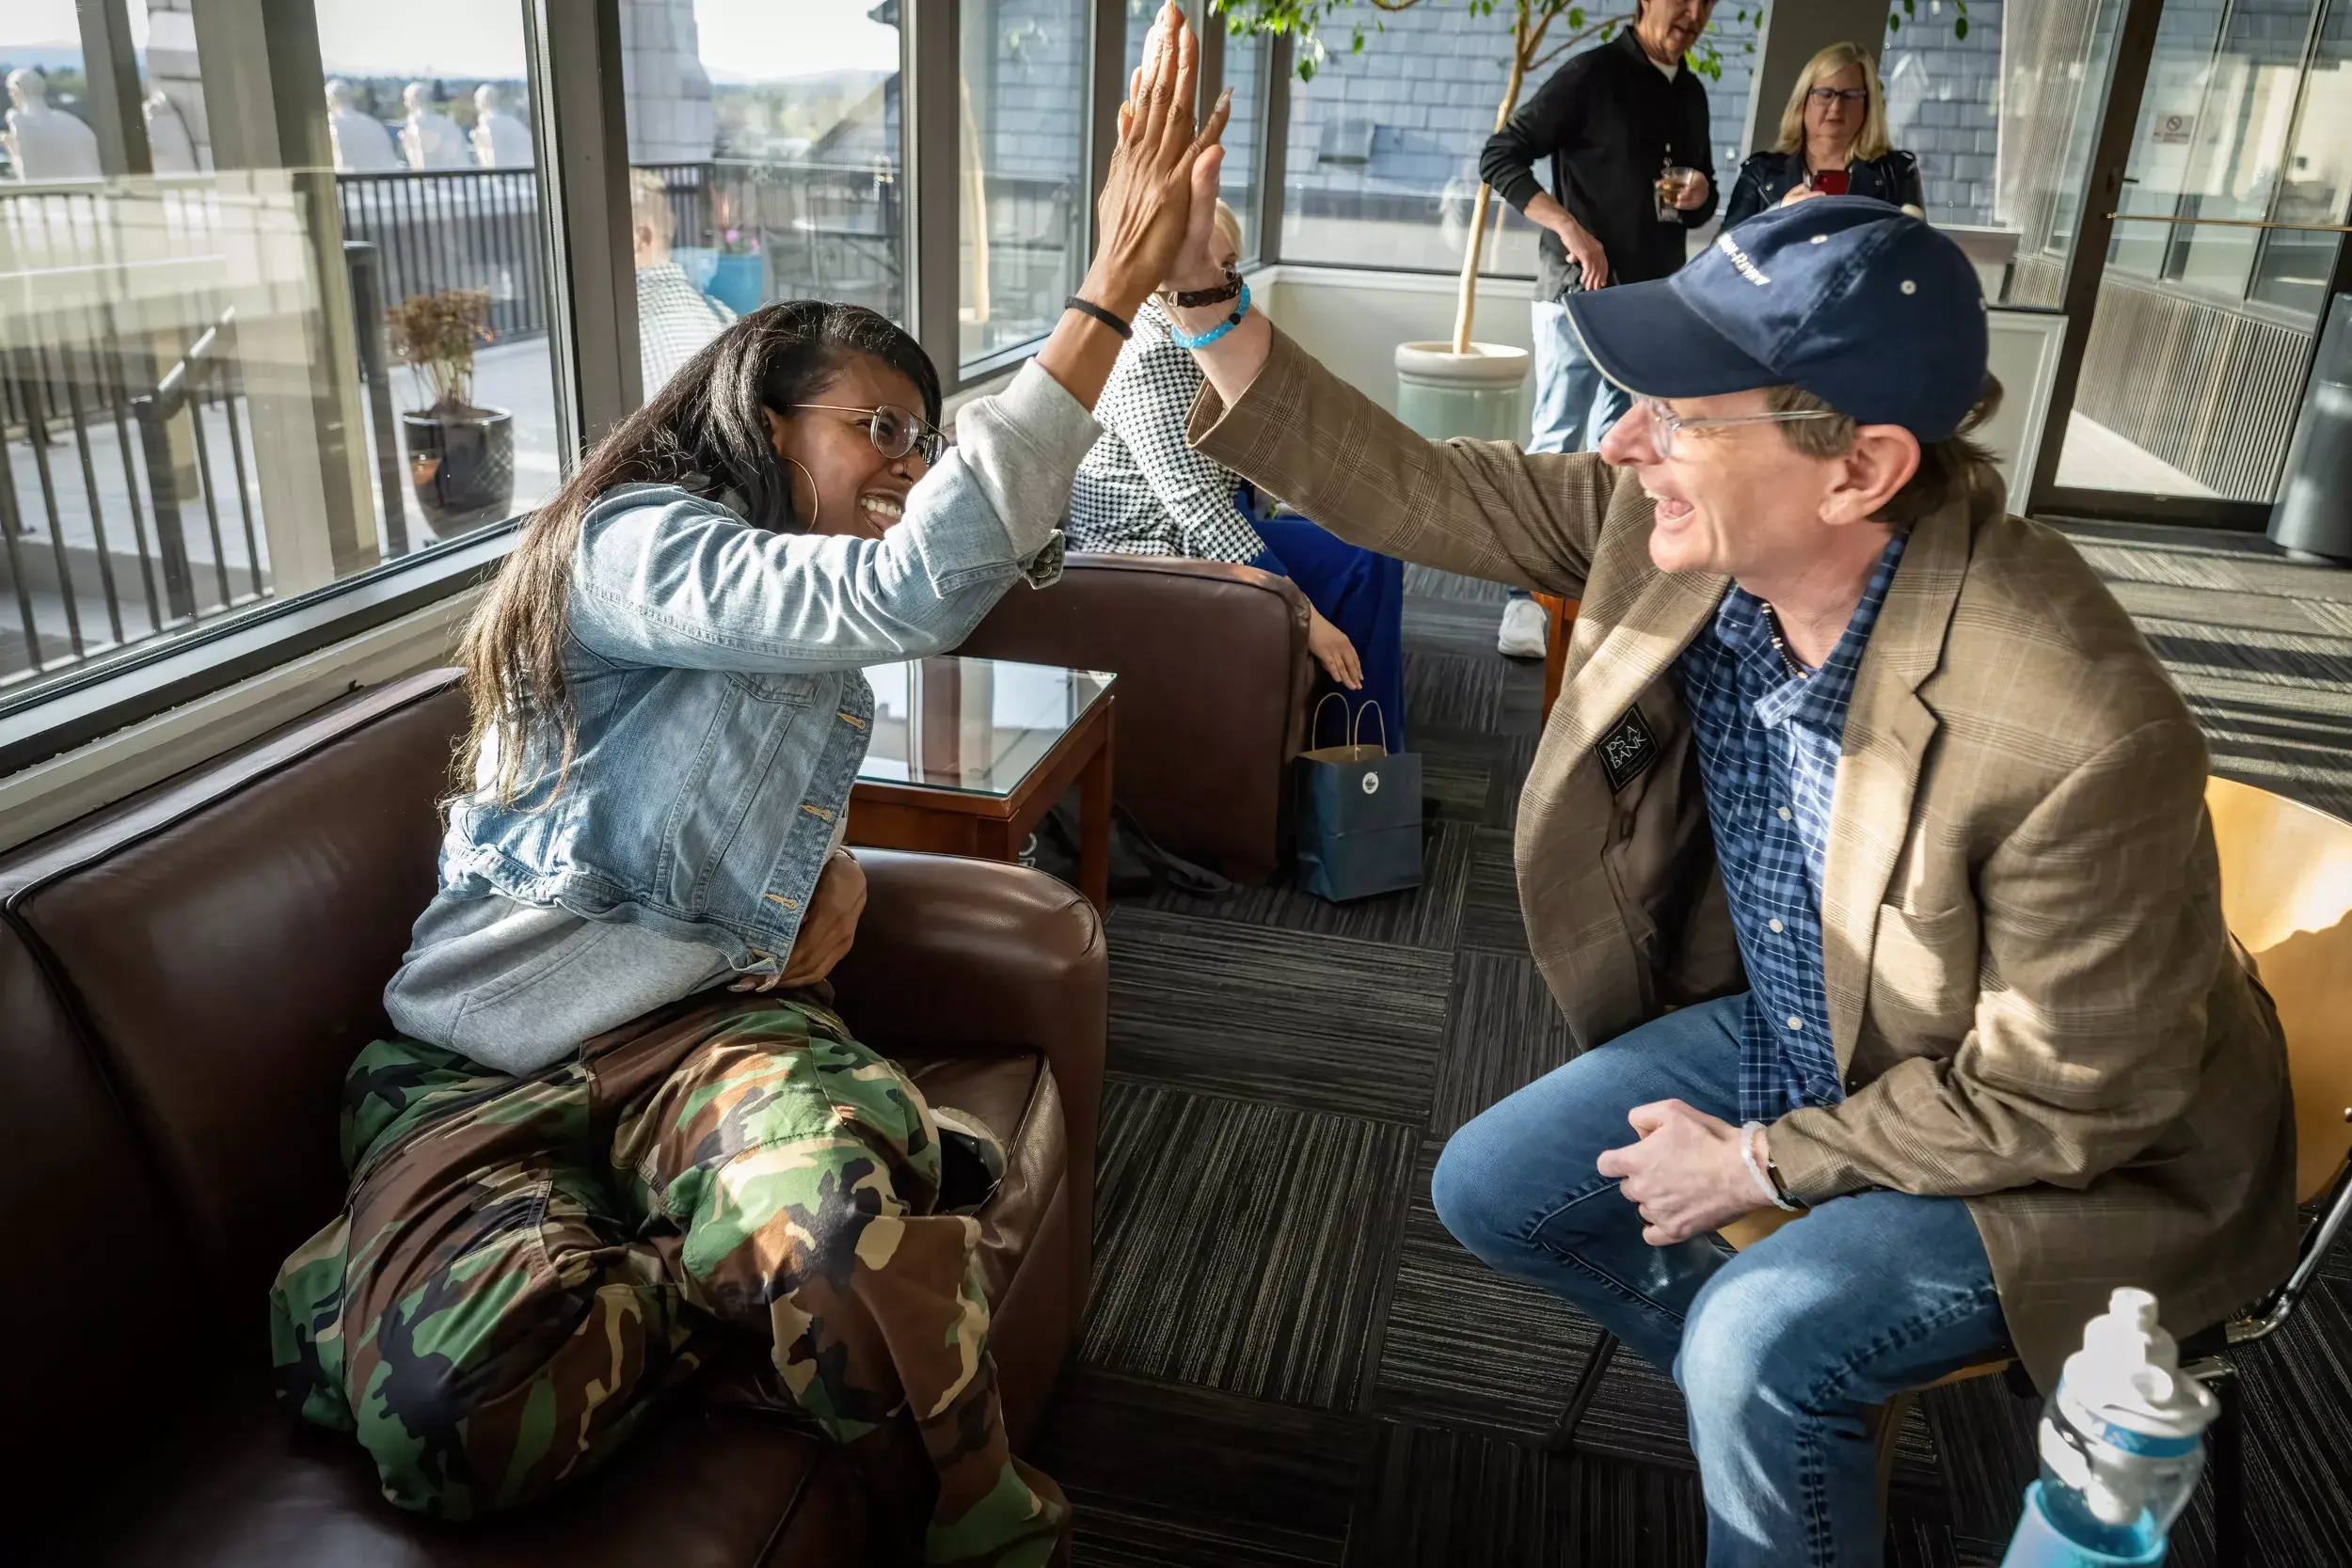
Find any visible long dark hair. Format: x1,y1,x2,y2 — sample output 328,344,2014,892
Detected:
455,300,940,806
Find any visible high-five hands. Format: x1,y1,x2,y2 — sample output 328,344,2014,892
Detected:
1594,1099,1765,1245
1036,3,1230,409
1089,3,1232,318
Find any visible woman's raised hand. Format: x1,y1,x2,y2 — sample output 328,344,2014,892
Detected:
1083,3,1231,317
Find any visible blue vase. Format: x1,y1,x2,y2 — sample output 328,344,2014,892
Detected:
707,252,764,317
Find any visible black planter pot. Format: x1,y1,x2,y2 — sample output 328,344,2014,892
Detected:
402,406,516,531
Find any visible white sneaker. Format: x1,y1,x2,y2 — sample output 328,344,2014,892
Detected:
1497,595,1548,659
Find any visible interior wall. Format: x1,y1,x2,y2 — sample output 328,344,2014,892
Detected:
1258,265,1538,432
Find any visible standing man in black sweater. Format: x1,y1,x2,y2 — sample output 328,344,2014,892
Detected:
1481,0,1718,657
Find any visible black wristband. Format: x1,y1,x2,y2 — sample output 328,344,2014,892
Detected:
1063,295,1132,340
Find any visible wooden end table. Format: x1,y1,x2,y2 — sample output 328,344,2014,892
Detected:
846,656,1117,912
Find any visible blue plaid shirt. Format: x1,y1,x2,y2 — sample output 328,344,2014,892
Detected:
1675,533,1908,1124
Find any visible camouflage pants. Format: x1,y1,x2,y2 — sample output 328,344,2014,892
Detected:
269,992,1067,1568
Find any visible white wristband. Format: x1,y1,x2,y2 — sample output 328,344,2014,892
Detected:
1740,1120,1803,1212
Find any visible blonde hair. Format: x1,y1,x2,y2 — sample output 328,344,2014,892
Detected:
1212,198,1245,263
628,167,675,246
1775,41,1891,163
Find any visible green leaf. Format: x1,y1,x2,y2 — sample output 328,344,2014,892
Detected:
1954,14,1968,37
1887,11,1900,28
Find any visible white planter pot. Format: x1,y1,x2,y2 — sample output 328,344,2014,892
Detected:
1393,341,1531,442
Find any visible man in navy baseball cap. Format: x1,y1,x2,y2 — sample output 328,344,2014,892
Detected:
1567,195,1989,442
1567,196,1996,585
1161,150,2290,1568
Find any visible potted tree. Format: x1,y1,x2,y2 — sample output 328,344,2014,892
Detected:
1216,0,1962,437
388,288,514,531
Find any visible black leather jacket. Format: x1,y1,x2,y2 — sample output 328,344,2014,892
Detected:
1722,148,1924,230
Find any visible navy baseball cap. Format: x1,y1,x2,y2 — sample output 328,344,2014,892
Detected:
1562,198,1988,442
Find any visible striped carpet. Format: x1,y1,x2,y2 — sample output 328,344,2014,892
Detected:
1028,520,2352,1567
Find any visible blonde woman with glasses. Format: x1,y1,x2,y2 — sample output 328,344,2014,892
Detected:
1722,40,1924,229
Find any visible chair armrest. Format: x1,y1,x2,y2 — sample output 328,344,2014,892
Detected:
829,848,1106,1243
955,554,1315,883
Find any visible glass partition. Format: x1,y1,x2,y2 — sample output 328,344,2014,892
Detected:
2055,0,2351,502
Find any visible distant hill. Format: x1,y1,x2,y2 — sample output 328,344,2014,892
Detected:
0,45,89,74
706,65,891,92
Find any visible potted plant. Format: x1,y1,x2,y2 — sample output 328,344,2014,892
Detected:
387,288,513,531
1216,0,1963,437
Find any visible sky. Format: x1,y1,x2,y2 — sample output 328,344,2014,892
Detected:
0,0,898,84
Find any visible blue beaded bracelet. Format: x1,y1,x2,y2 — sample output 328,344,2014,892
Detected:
1168,280,1251,350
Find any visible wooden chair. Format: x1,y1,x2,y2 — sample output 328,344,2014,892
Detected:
1532,592,1578,723
1548,777,2352,1564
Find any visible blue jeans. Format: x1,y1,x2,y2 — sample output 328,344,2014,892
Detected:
1529,297,1633,456
1431,994,2009,1568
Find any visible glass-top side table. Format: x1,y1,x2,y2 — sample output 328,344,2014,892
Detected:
849,656,1118,911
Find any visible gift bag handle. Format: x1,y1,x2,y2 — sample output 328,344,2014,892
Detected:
1310,691,1349,750
1351,701,1389,756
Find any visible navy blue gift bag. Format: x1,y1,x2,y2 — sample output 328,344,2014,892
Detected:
1295,696,1422,902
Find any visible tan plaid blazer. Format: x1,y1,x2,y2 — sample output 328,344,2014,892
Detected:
1191,326,2298,1388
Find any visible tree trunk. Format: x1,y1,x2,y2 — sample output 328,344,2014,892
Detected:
1451,11,1534,355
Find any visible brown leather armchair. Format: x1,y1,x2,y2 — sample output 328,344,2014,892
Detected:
955,552,1315,885
0,668,1105,1568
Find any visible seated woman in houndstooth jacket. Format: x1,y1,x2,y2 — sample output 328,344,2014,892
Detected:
1067,201,1408,750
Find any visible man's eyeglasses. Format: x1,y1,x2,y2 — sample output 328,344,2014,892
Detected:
781,404,946,467
1806,87,1869,105
1632,397,1844,461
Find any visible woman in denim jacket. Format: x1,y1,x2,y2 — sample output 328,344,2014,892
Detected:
268,12,1227,1563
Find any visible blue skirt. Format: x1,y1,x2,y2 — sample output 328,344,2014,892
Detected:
1252,511,1407,754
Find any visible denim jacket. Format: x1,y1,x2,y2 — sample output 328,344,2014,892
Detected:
434,359,1100,974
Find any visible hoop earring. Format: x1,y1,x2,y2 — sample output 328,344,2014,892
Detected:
781,453,819,531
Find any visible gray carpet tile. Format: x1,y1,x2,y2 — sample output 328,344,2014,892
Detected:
1406,563,1511,604
1367,1135,1692,1461
2106,577,2344,639
1405,650,1508,738
1430,950,1578,1138
1083,1079,1417,1411
1486,734,1536,829
2299,596,2352,638
1419,738,1494,824
1405,593,1528,660
1144,818,1477,952
1104,906,1454,1125
1457,827,1531,957
1344,1422,1707,1568
1029,1368,1373,1568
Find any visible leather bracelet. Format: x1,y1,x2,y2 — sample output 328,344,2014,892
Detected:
1062,295,1132,339
1160,265,1243,309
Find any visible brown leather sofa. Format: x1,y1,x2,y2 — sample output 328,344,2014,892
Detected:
1,668,1105,1567
956,552,1314,884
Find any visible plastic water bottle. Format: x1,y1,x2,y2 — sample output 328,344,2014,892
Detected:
2001,1288,2217,1567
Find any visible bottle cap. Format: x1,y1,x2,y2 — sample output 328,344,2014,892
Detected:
2058,1288,2218,1444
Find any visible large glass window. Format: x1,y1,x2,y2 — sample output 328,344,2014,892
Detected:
618,0,906,401
960,0,1091,371
1,0,561,709
1275,9,1755,276
1869,0,2131,310
2055,0,2351,501
1220,24,1265,263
